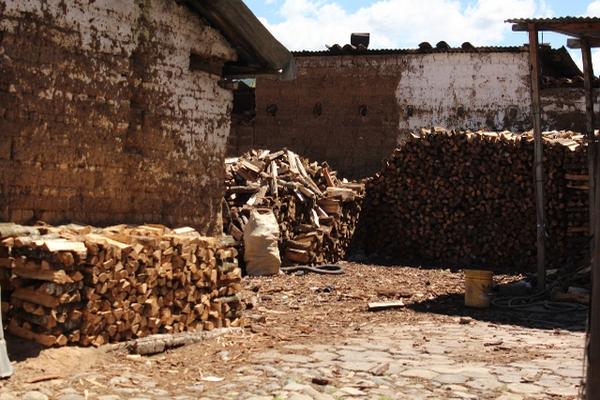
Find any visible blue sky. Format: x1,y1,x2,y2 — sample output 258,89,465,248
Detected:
244,0,600,68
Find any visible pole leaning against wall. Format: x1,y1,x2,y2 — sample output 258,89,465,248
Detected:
0,286,12,378
528,24,546,293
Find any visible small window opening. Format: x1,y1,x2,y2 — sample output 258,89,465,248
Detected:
313,102,322,117
359,105,368,117
266,104,278,116
189,52,224,76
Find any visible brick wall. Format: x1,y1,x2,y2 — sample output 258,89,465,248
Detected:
231,51,597,178
250,54,403,178
0,0,236,234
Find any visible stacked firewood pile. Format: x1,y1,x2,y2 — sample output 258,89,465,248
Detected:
360,129,588,270
562,137,591,270
0,223,242,347
223,149,364,266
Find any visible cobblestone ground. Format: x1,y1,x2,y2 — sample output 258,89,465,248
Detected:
1,319,585,400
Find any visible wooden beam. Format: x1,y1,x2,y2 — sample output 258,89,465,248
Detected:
584,34,600,400
582,39,595,141
513,22,600,39
184,0,295,78
528,25,546,292
589,133,600,400
189,53,225,77
568,38,600,49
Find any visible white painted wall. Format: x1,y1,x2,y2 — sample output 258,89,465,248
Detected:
395,51,532,140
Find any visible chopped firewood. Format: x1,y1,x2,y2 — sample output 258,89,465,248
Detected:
122,327,243,355
26,374,64,384
360,128,589,270
224,148,364,266
0,223,244,347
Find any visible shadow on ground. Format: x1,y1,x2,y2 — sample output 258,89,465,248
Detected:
5,334,44,362
348,253,532,275
408,291,588,332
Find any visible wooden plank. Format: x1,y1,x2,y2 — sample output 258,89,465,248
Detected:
12,288,60,308
565,173,590,181
226,185,261,194
8,319,57,347
240,159,261,174
189,53,225,76
287,150,299,174
172,227,197,235
284,248,311,264
322,166,336,187
13,266,76,284
588,119,600,400
183,0,294,76
582,43,599,398
529,26,546,293
368,300,405,311
567,37,600,49
270,161,278,197
42,239,87,255
84,234,132,251
246,186,268,207
512,22,600,38
0,223,39,239
582,38,596,146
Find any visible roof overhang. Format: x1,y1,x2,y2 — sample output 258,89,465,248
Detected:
184,0,296,80
507,17,600,40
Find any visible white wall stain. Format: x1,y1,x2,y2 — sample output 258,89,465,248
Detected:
395,52,532,141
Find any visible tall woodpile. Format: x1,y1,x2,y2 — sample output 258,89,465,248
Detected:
0,223,242,347
360,129,589,270
223,149,364,266
563,141,591,269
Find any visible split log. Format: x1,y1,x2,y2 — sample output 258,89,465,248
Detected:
0,223,244,347
359,128,589,272
223,149,364,266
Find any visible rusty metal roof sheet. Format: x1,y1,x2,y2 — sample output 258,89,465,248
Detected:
184,0,296,79
292,44,527,57
506,17,600,24
507,17,600,40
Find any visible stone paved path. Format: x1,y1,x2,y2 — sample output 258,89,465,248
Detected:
2,319,585,400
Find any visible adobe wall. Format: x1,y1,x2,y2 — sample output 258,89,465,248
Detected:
0,0,236,234
233,51,596,178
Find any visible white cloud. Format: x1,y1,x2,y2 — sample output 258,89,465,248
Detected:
568,2,600,74
588,1,600,15
262,0,552,51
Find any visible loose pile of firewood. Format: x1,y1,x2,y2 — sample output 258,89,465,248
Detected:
223,149,364,266
360,129,589,271
0,223,242,347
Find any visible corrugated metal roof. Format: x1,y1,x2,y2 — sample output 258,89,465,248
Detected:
506,17,600,24
184,0,296,79
507,16,600,38
292,44,526,57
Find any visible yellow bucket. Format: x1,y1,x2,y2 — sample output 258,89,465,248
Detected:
464,269,493,308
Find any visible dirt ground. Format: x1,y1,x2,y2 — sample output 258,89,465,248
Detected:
0,262,588,400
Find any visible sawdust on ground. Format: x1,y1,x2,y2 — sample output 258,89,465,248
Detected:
2,262,584,390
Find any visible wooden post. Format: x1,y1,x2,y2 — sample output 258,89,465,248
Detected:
590,133,600,400
582,38,595,225
528,25,546,292
582,37,600,400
